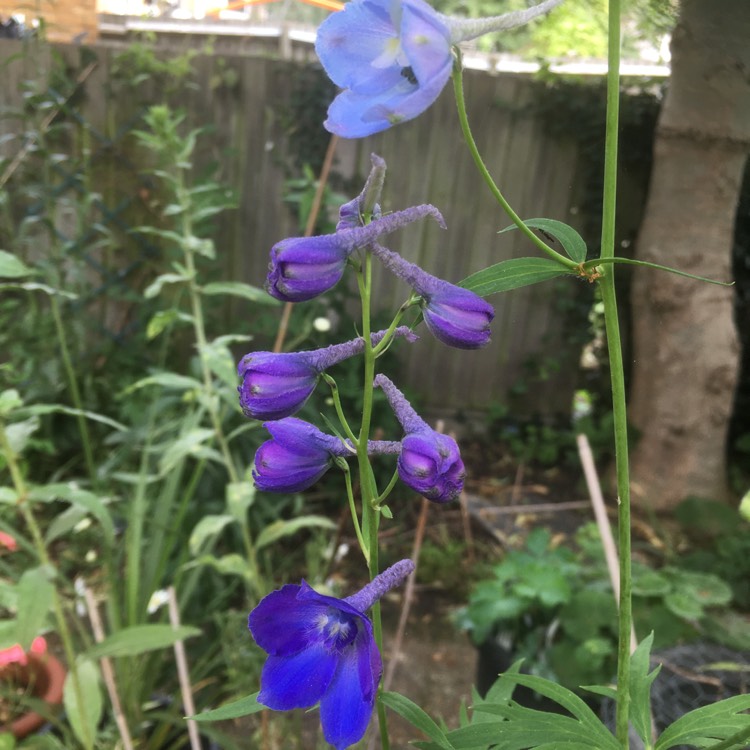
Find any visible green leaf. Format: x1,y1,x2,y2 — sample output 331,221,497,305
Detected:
663,590,704,620
121,372,203,396
475,673,619,749
158,428,217,475
191,692,264,721
631,567,671,597
740,490,750,522
0,487,16,504
189,514,235,556
5,417,39,455
0,250,35,278
379,691,452,749
655,695,750,749
190,553,253,581
0,282,76,298
63,657,102,750
0,731,16,750
499,218,587,263
226,482,255,522
584,257,733,286
460,257,572,297
29,484,114,545
86,624,201,659
146,309,193,339
255,515,337,550
629,633,660,745
45,505,89,544
0,389,22,416
144,272,192,299
201,281,278,305
17,404,127,431
16,566,55,651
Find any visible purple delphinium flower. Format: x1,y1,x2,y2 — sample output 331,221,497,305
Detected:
238,327,418,421
253,417,401,493
249,559,415,750
266,204,445,302
316,0,563,138
374,374,464,502
371,243,494,349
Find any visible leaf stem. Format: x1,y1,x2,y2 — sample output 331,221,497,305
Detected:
451,53,576,271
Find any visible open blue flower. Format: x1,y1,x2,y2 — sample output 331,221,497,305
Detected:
316,0,563,137
316,0,452,137
249,559,415,749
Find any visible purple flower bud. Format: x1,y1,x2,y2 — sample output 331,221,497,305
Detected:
371,243,494,349
253,418,350,493
266,205,445,303
421,282,494,349
266,235,350,303
238,327,418,421
253,418,401,494
399,431,465,503
374,374,464,502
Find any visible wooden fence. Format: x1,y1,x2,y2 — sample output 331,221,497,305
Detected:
0,37,624,420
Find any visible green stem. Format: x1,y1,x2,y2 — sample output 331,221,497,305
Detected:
343,464,368,562
371,300,416,358
175,172,263,598
323,373,359,444
451,55,576,271
599,0,630,747
355,255,389,749
0,421,94,750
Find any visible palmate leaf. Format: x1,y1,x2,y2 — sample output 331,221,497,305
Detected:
655,695,750,749
447,672,619,750
629,633,660,745
380,691,453,749
460,257,573,296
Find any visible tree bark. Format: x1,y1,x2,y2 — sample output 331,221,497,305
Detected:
628,0,750,511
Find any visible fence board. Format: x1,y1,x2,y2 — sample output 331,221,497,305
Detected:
0,38,599,419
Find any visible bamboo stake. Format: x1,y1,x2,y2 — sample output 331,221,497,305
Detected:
83,587,135,750
167,587,202,750
576,433,637,653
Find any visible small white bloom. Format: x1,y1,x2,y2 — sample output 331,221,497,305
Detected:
147,589,170,614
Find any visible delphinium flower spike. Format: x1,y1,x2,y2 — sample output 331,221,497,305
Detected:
374,373,464,502
238,326,418,420
371,243,494,349
253,417,401,493
316,0,563,137
249,559,416,750
266,203,445,302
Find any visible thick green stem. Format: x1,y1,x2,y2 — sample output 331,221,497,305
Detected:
599,0,631,747
451,57,576,271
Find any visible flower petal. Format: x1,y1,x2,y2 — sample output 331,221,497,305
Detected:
249,583,329,655
319,626,381,750
316,0,404,95
258,646,338,710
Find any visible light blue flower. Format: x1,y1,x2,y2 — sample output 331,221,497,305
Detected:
316,0,452,137
315,0,563,138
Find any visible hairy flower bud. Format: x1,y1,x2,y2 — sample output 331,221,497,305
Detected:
371,243,494,349
373,374,464,502
238,327,418,421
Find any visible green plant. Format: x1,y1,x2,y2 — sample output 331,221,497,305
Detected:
457,524,746,695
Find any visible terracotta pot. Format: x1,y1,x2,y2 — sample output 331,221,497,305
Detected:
0,652,66,739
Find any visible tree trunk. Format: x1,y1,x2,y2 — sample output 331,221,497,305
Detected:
628,0,750,511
